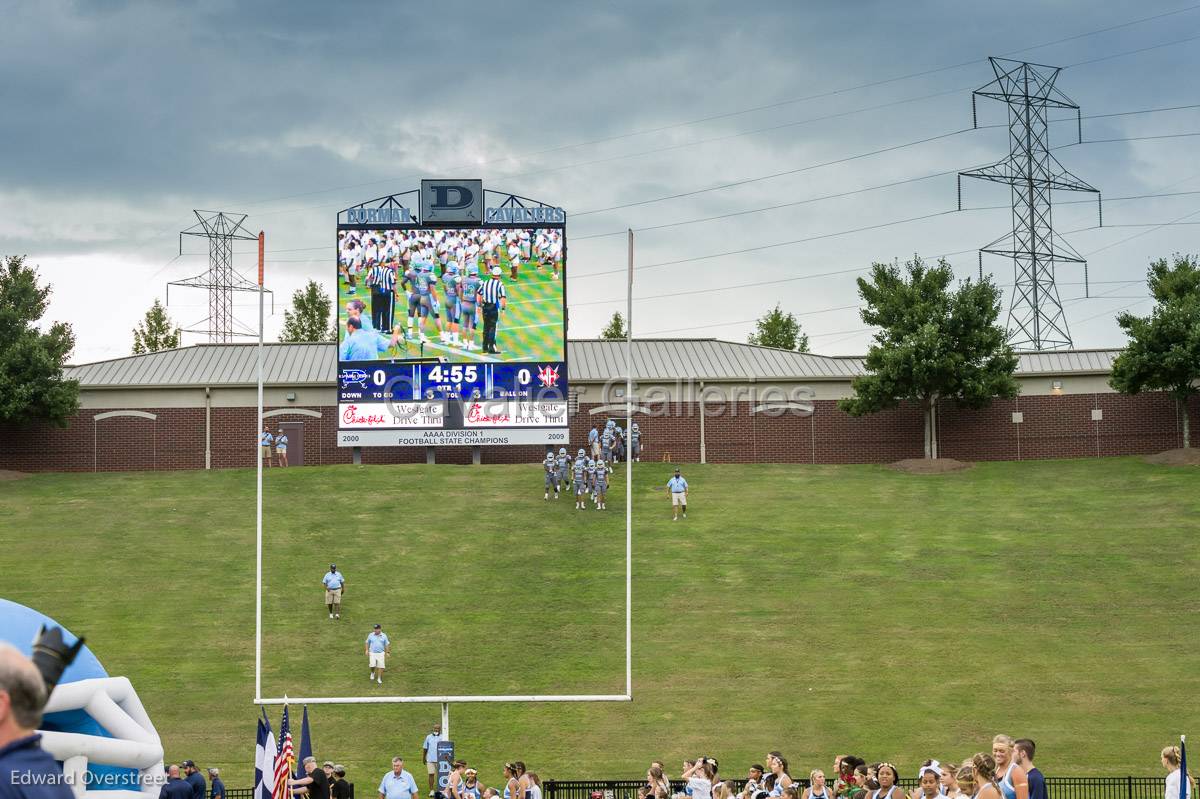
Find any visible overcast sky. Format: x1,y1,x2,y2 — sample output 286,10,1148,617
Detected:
5,0,1200,363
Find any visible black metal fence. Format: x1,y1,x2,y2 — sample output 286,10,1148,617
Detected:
540,778,1168,799
226,786,355,799
224,777,1166,799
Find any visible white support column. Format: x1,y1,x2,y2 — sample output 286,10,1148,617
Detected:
255,231,264,702
625,229,633,699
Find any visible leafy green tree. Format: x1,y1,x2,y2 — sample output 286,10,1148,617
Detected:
748,304,809,352
0,255,80,426
1109,254,1200,448
132,298,181,354
600,311,627,340
839,255,1018,458
281,280,337,342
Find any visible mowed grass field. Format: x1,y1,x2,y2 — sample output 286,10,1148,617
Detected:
2,459,1198,788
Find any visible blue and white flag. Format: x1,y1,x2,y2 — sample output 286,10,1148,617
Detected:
254,717,266,799
261,715,277,799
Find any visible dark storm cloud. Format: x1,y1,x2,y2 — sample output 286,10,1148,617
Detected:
4,0,1199,358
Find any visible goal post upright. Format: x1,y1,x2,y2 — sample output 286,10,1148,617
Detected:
254,189,633,715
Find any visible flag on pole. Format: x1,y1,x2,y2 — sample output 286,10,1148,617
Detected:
294,706,313,781
261,717,277,799
254,717,266,799
274,706,294,799
1179,736,1189,799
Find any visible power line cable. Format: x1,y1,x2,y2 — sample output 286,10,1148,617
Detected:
222,4,1200,212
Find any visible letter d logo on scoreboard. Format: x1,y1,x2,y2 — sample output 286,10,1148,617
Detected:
422,179,482,223
437,741,455,790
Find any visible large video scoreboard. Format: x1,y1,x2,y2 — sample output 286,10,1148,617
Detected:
335,180,569,447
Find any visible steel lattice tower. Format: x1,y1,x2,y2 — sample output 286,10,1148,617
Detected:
167,211,267,342
958,57,1100,351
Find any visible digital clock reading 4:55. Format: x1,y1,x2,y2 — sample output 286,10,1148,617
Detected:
427,364,478,384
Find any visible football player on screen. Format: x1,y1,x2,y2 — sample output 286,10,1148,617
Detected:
442,262,463,348
458,264,482,351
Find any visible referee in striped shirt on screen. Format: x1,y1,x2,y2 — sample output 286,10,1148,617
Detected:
477,265,507,354
366,260,398,331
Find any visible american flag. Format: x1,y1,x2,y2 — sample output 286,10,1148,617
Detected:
273,706,294,799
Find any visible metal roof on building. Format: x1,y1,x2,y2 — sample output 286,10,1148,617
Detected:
67,342,335,388
65,340,1122,388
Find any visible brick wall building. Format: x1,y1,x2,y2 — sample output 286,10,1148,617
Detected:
0,341,1194,472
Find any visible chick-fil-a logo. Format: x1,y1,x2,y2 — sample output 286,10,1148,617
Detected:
466,403,511,425
342,404,388,426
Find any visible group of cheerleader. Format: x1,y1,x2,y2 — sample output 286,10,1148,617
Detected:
633,735,1192,799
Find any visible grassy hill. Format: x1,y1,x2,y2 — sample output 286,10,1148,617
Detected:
2,459,1197,788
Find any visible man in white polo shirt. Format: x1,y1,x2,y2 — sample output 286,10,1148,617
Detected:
365,624,390,684
421,723,445,795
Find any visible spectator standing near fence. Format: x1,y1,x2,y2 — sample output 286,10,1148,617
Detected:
1013,742,1044,799
332,767,351,799
422,723,445,795
380,757,420,799
182,760,206,799
872,764,902,799
667,468,689,521
259,427,273,468
459,768,481,799
208,769,225,799
323,565,345,619
1162,745,1194,799
161,765,193,799
477,266,506,355
970,755,1002,799
740,765,766,799
275,429,289,468
806,770,832,799
992,736,1028,799
683,757,716,799
293,757,331,799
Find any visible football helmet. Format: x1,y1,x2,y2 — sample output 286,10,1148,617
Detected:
0,599,164,799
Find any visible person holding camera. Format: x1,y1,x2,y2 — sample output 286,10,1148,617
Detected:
740,765,766,799
683,757,717,799
0,643,73,799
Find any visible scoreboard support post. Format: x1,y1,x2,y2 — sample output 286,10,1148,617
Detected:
425,447,436,465
471,446,481,466
352,447,361,466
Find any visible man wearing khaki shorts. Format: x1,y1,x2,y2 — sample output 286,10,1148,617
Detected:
666,468,688,521
421,723,445,794
365,624,390,685
259,426,273,468
322,564,345,619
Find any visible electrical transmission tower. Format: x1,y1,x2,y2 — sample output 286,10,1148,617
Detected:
958,57,1100,351
167,211,271,342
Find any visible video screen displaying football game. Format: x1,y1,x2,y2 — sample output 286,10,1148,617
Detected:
336,227,564,363
336,224,569,446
